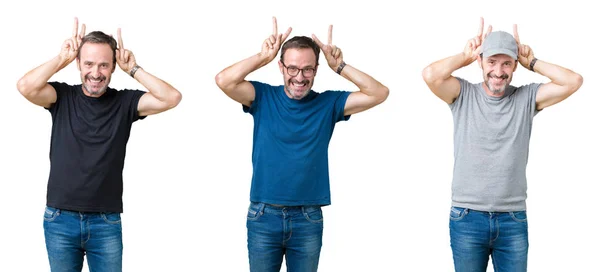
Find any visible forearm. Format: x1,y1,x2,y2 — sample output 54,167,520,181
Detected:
339,64,387,97
132,68,180,102
423,52,472,83
216,53,271,90
18,56,69,94
532,59,583,87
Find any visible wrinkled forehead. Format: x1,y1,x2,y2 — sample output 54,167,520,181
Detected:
282,48,317,67
79,43,114,62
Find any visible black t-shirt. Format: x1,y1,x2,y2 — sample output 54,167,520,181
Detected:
46,82,146,213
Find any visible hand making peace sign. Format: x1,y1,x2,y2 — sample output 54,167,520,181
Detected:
513,25,535,69
261,17,292,62
312,25,343,71
115,28,137,73
60,17,86,64
464,17,492,63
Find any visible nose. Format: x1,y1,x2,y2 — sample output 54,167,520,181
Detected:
91,65,101,77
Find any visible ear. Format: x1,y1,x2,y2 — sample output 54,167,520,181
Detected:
76,58,81,71
278,60,284,75
314,64,319,76
477,54,483,69
513,60,518,72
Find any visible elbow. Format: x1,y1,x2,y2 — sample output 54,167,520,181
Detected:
215,72,229,92
571,73,584,93
563,73,584,95
17,77,32,97
422,66,435,85
377,85,390,104
166,89,182,109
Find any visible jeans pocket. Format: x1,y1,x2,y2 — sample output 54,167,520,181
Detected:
247,203,263,221
303,206,323,223
101,213,122,224
449,206,468,221
509,211,527,223
43,207,59,222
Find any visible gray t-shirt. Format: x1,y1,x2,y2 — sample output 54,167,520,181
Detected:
449,77,542,212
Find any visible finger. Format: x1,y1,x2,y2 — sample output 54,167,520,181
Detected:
513,24,520,44
477,17,484,37
484,25,492,39
327,25,333,45
115,49,121,63
66,40,74,52
281,27,292,41
117,28,124,49
311,34,325,49
272,17,278,36
123,49,130,63
72,17,79,38
79,24,86,39
333,47,340,59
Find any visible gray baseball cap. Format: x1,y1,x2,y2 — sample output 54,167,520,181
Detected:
482,31,518,60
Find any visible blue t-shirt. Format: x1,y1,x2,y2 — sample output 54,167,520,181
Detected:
243,81,351,206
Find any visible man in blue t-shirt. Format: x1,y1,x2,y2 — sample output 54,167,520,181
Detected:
17,17,182,272
216,17,389,271
422,18,583,272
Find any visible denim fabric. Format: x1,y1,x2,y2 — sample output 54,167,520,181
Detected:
247,202,324,272
43,206,123,272
450,206,528,272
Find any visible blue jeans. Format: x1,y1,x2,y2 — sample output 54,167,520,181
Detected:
43,206,123,272
449,206,528,272
247,202,324,272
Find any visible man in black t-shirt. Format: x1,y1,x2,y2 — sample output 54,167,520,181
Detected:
17,17,182,271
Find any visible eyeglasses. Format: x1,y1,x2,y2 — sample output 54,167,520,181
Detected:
281,62,316,77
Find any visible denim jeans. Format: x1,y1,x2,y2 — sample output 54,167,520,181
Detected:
247,202,324,272
43,206,123,272
449,206,528,272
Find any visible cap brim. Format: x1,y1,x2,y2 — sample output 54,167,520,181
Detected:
483,49,517,60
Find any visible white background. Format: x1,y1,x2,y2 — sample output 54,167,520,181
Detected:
1,0,598,271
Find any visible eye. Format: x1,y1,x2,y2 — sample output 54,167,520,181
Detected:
288,67,299,73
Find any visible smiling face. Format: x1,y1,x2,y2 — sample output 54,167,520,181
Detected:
278,48,318,100
77,42,115,97
479,54,517,96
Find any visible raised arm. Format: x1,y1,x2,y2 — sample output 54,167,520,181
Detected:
513,25,583,110
215,17,292,107
115,29,182,117
312,25,388,116
422,18,492,104
17,18,85,108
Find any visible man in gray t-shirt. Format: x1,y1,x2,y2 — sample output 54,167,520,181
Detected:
422,18,583,272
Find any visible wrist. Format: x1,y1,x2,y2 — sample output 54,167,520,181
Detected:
336,61,347,75
129,64,142,78
529,58,538,72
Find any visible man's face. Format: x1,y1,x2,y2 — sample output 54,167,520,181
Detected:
278,48,318,100
77,43,115,97
480,54,517,96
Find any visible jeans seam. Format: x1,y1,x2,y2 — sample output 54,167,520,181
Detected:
101,213,122,224
43,208,60,222
509,212,528,223
303,210,324,223
449,207,467,221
